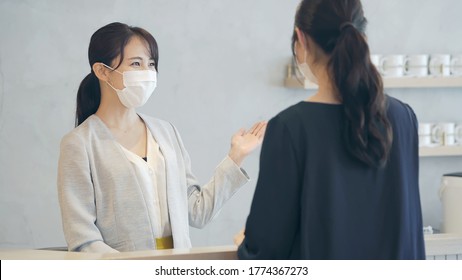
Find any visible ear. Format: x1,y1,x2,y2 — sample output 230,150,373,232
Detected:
295,27,316,57
295,27,308,49
92,63,111,82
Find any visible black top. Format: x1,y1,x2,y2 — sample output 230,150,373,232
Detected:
238,96,425,259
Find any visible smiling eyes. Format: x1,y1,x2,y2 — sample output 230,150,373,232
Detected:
130,61,156,68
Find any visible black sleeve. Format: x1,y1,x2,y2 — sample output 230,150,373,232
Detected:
238,115,301,259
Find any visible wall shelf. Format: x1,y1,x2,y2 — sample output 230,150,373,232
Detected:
384,76,462,88
419,146,462,157
285,72,462,89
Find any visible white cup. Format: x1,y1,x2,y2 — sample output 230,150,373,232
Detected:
432,123,457,146
430,123,443,146
379,55,405,77
404,55,429,77
370,54,382,74
429,54,451,76
455,123,462,145
450,55,462,76
418,123,433,147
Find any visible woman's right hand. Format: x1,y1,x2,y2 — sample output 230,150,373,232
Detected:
228,121,267,166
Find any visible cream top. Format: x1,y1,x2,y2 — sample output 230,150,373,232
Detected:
118,126,171,241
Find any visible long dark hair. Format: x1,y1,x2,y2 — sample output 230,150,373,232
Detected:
292,0,392,167
75,22,159,126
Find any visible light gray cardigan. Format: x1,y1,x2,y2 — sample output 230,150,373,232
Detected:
57,114,249,253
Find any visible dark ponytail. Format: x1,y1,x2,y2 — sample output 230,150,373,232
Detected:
293,0,392,167
76,72,101,127
75,22,159,127
330,22,392,167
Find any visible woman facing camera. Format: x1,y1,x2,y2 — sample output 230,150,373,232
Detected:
236,0,425,259
58,22,266,253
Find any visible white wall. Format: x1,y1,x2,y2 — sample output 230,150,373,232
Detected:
0,0,461,249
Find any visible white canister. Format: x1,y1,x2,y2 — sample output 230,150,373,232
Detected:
439,173,462,233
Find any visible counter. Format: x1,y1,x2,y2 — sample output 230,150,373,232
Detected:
0,245,237,260
1,234,461,260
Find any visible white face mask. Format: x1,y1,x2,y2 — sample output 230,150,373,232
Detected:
294,46,318,85
103,64,157,108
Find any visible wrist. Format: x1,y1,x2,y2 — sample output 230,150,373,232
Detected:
228,148,244,166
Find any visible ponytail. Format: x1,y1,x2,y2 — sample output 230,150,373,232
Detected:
75,71,100,127
329,25,392,167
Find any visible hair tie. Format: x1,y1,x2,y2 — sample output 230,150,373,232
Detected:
339,22,355,32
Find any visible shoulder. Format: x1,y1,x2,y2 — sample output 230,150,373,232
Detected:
385,95,417,122
273,102,305,123
60,117,95,147
266,102,309,135
266,103,302,130
263,103,307,145
386,95,411,110
59,128,88,157
60,115,109,149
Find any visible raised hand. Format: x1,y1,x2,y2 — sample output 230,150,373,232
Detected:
228,121,267,166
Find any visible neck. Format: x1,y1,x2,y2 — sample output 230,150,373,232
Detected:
95,85,140,129
307,66,341,104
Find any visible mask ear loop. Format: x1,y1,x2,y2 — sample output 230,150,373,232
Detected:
106,80,120,92
293,57,305,86
101,63,123,91
293,43,307,85
102,63,123,75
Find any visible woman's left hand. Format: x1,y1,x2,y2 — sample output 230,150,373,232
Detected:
228,121,267,166
234,229,245,246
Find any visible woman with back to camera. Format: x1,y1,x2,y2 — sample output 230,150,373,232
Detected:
57,22,266,253
235,0,425,259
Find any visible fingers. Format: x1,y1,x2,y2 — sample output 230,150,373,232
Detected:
241,121,268,136
248,123,260,134
248,121,267,137
254,121,267,136
256,123,267,140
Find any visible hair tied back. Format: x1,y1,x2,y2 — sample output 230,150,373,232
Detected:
339,22,355,32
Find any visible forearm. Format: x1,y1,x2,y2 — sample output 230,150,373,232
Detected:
188,156,249,228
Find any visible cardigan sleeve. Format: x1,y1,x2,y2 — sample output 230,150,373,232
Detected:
169,124,250,229
57,132,118,253
238,115,301,259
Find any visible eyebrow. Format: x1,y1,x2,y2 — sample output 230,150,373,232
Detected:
128,56,154,61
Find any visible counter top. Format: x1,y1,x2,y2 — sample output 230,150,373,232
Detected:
0,245,237,260
424,233,462,257
2,234,462,260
